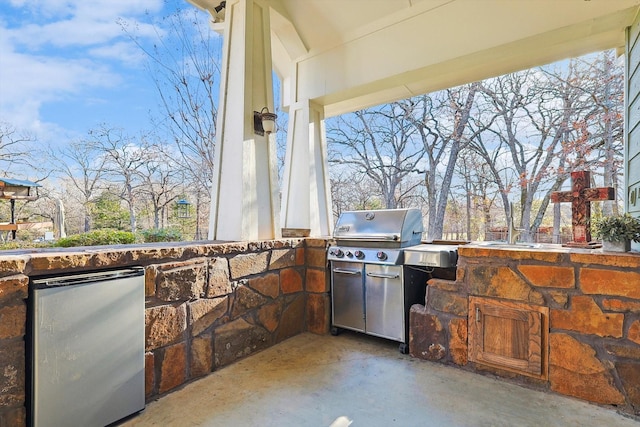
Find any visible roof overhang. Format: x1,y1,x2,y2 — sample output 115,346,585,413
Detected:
189,0,640,116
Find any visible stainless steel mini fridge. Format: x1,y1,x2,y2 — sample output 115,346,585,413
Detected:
31,267,145,427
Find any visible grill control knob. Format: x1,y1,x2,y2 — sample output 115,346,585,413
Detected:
330,248,344,258
345,251,353,257
376,251,387,261
354,250,365,259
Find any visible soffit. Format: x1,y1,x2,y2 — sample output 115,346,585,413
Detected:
190,0,640,115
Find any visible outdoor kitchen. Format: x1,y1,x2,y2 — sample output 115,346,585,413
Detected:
4,0,640,425
1,208,638,425
0,225,639,424
326,208,640,415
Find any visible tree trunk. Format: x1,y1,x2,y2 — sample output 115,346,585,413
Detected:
84,207,91,232
429,84,479,240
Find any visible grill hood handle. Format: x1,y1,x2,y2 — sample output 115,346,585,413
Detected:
334,233,399,241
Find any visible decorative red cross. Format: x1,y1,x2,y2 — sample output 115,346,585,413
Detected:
551,171,615,247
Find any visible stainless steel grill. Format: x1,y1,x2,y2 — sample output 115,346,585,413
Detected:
332,208,423,249
328,208,458,353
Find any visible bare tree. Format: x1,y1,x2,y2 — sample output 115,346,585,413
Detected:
327,83,484,240
88,126,147,232
329,168,386,218
454,148,501,240
398,83,482,239
325,52,623,243
327,104,427,210
48,140,107,232
0,123,35,174
469,60,616,241
568,51,624,216
121,6,219,237
137,142,182,229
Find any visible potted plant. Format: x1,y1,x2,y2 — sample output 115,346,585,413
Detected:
592,213,640,252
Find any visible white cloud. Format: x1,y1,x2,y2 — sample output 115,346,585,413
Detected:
11,20,129,49
5,0,164,50
0,30,120,125
0,0,171,142
88,41,148,67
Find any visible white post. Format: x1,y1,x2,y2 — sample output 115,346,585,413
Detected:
208,0,280,241
280,93,333,236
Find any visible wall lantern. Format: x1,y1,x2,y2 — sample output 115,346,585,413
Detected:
254,107,277,136
212,1,226,23
176,199,191,219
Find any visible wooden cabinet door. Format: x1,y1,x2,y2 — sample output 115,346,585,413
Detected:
468,297,548,380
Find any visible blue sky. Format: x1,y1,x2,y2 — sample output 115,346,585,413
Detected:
0,0,209,147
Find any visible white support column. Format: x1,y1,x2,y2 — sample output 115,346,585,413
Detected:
280,95,333,236
209,0,280,241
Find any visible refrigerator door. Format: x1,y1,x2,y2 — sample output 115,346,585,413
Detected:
32,268,145,427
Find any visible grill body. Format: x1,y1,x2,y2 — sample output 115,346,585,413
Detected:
328,209,431,353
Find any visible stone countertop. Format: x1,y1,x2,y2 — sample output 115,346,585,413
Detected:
0,238,317,276
0,240,233,256
461,242,575,255
459,241,640,267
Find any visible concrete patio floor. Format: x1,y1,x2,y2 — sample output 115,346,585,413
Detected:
122,332,639,427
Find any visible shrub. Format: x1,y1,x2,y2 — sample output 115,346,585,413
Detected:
0,240,53,251
55,229,138,248
140,227,183,243
0,230,56,250
592,213,640,242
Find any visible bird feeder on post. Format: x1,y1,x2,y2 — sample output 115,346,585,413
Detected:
0,177,42,240
176,199,191,219
176,198,192,240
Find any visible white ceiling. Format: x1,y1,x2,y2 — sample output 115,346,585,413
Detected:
190,0,640,116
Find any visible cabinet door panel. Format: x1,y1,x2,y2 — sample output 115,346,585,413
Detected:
365,264,404,342
331,262,365,332
469,297,548,380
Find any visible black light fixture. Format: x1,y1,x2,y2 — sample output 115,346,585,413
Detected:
254,107,277,136
212,1,226,23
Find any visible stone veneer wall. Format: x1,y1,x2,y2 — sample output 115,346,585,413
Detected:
0,238,330,427
410,246,640,416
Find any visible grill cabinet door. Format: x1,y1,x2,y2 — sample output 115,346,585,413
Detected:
365,264,404,342
331,261,365,332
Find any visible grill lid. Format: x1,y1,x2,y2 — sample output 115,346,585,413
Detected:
333,208,423,247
